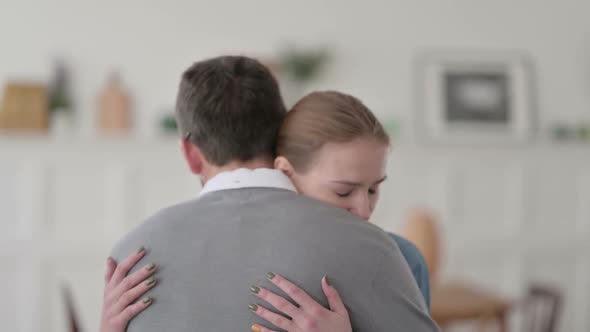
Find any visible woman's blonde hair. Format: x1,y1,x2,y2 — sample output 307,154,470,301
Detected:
276,91,389,173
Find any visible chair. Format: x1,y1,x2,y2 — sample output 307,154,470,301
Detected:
523,285,562,332
401,209,513,331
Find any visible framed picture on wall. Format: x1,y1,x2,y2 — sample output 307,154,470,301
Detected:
415,51,536,145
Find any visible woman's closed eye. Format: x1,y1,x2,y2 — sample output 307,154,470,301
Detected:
336,191,352,198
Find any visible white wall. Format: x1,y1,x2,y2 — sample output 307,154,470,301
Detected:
1,0,589,137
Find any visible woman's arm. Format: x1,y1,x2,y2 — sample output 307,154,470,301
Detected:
99,247,158,332
248,272,352,332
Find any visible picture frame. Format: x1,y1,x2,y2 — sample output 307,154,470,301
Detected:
415,50,536,145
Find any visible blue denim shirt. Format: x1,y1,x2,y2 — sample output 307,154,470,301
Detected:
388,233,430,310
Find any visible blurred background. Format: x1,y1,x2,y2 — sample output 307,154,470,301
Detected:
1,0,589,331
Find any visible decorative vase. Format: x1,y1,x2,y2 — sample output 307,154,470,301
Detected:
97,73,132,134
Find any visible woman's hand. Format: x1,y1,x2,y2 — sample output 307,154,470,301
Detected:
99,247,158,332
249,273,352,332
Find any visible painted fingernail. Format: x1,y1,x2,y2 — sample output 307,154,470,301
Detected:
146,276,156,286
248,304,258,312
251,324,262,332
146,263,156,271
265,272,276,280
142,297,152,304
325,275,332,286
250,285,260,294
137,246,145,254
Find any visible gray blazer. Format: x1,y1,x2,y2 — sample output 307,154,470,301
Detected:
111,188,439,331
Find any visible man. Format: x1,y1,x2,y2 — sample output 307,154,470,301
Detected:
109,55,438,331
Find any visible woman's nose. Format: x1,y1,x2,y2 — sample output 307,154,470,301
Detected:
349,195,371,221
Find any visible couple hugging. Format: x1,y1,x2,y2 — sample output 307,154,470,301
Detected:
99,55,440,332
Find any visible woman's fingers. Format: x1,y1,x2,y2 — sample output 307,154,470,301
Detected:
111,262,158,301
100,248,158,332
248,274,353,332
113,274,158,313
265,272,323,313
249,304,294,331
104,257,116,284
110,247,147,284
117,297,154,325
321,276,349,318
251,285,302,321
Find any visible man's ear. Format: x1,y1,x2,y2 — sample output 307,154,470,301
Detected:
274,156,296,179
180,139,204,175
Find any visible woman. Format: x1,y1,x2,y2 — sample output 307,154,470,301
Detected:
100,91,429,332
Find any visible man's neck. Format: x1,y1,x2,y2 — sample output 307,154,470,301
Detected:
200,157,274,184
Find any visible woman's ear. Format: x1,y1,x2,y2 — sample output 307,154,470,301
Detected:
274,156,295,178
180,139,204,175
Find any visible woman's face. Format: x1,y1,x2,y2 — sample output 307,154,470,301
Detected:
277,137,388,221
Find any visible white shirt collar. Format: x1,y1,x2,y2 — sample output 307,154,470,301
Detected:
198,168,297,197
